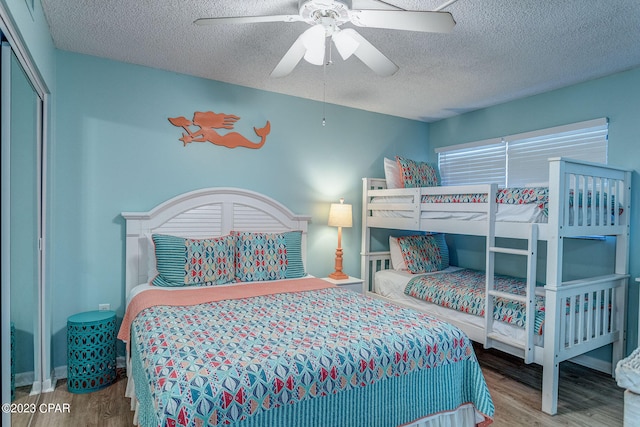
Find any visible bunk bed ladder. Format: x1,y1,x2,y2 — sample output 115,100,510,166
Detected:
485,223,538,364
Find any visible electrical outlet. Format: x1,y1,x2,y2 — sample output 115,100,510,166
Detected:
98,303,110,311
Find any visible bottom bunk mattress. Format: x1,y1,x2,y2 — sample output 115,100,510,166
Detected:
374,268,534,344
404,268,545,334
118,277,494,427
375,268,610,346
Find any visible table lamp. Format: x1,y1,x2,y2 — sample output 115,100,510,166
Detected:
328,198,352,280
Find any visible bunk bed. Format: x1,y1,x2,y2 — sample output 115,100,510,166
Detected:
119,187,494,427
361,157,632,415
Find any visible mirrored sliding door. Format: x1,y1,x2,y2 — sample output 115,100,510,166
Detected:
1,40,43,403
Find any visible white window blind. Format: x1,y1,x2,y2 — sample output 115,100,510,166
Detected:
438,139,505,186
437,118,608,187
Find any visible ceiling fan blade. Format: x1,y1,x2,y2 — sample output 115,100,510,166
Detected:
339,29,398,77
349,10,455,33
194,15,302,26
351,0,402,10
270,36,306,78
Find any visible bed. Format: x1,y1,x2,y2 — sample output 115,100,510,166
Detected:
361,156,631,415
118,187,494,427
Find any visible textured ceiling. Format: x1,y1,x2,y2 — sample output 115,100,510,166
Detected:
41,0,640,122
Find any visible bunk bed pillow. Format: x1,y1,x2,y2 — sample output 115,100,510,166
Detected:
389,236,408,270
396,156,440,188
396,234,449,274
151,234,236,287
384,157,403,189
233,230,306,282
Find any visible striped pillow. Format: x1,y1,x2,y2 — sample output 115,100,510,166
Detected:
152,234,235,287
283,231,305,279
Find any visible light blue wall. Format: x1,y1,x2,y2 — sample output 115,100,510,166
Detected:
430,67,640,353
0,0,55,88
49,50,429,366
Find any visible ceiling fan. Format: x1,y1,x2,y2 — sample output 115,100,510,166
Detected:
195,0,456,78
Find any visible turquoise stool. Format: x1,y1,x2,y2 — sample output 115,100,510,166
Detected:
67,310,117,393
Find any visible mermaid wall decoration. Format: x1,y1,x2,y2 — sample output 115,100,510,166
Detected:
168,111,270,149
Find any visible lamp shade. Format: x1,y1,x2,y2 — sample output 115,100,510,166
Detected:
302,24,326,65
333,29,359,60
328,199,352,228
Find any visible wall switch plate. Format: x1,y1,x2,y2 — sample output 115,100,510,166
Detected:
99,303,110,311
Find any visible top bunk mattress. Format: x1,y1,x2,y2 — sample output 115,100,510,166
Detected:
369,186,621,225
371,187,547,222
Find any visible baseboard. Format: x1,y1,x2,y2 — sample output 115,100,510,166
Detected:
569,353,612,374
14,371,57,395
15,371,34,388
53,365,66,380
53,356,127,380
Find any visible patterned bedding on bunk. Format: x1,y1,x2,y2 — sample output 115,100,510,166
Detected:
404,269,547,334
421,187,548,211
125,278,494,427
420,187,621,218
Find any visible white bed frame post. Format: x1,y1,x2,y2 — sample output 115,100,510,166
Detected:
484,184,497,350
542,158,565,415
361,178,394,294
524,224,539,365
361,178,372,293
612,169,632,370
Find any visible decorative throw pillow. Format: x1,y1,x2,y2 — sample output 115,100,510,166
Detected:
152,234,236,287
233,230,306,282
384,157,403,189
396,234,449,274
389,236,407,270
396,156,439,188
282,230,306,279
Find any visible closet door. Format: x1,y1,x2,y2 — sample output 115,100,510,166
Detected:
1,40,42,400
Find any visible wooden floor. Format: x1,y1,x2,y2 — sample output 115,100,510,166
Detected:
11,348,624,426
474,344,623,426
11,369,134,427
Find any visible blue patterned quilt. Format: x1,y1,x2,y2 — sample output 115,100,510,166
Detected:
404,269,546,334
128,281,494,426
404,269,611,338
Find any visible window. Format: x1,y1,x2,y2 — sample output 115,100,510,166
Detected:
437,118,608,187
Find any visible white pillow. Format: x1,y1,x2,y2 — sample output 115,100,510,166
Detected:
144,234,158,281
389,236,407,270
524,182,549,188
384,157,403,189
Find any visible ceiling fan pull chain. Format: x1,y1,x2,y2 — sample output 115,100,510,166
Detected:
322,59,327,126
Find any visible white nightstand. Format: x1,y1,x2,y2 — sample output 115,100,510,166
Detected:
323,276,364,294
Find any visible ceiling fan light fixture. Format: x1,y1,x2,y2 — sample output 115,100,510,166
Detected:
332,29,358,60
301,24,326,65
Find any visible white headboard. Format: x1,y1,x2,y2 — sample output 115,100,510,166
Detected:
121,187,312,297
